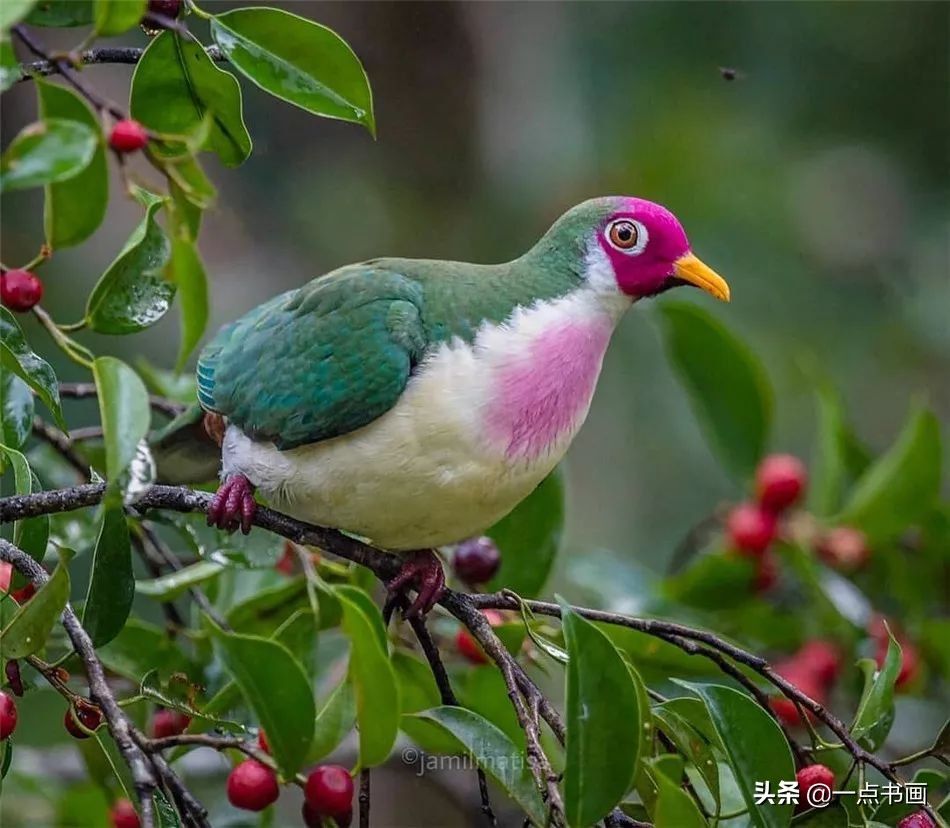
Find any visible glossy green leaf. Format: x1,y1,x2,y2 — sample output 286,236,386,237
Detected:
653,702,720,812
25,0,93,26
485,468,564,598
81,506,133,647
165,155,216,210
37,80,108,248
0,0,36,32
655,767,707,828
393,650,461,755
809,384,870,516
97,618,194,681
458,663,525,750
309,679,356,763
659,302,773,480
0,550,71,658
167,232,209,371
411,706,547,826
0,118,96,192
136,560,224,601
210,624,315,776
678,681,795,828
837,405,941,541
85,194,174,334
0,308,66,430
0,38,19,93
851,632,901,751
130,31,252,167
92,357,151,488
94,0,145,36
336,585,399,766
210,7,374,134
0,445,49,564
0,368,34,451
562,602,641,827
154,789,180,828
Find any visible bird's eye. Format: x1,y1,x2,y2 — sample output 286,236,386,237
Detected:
606,219,647,254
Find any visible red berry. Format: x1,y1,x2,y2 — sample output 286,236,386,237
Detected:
795,764,835,810
11,582,36,604
303,801,352,828
109,119,149,154
110,798,141,828
753,551,778,592
797,640,841,687
226,759,279,812
275,543,297,576
456,628,488,664
0,691,18,740
453,536,501,586
146,0,181,20
304,765,354,818
1,269,43,312
258,728,269,754
755,454,807,512
150,708,191,739
770,659,824,727
816,527,869,571
897,811,936,828
64,703,103,739
5,661,23,697
727,503,777,555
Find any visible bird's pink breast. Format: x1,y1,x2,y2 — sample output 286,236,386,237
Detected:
484,317,613,461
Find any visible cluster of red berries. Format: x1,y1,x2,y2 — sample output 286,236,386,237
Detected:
226,729,354,825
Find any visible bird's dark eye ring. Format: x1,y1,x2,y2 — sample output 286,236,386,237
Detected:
607,219,645,252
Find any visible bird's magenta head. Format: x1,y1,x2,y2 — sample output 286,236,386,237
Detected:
595,197,730,301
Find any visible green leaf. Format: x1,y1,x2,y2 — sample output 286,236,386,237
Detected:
655,767,708,828
336,585,399,766
136,560,224,601
93,0,145,36
167,232,209,371
25,0,93,26
485,469,564,598
0,0,36,32
850,631,901,751
0,445,49,563
837,405,941,541
659,302,773,479
677,681,795,828
130,31,252,167
154,789,180,828
562,602,642,828
37,80,108,248
0,38,19,93
0,118,97,192
210,624,315,776
665,550,756,609
809,384,870,516
653,702,720,813
0,368,34,451
309,679,356,763
411,706,547,826
98,618,194,681
92,357,151,490
81,506,133,647
0,550,71,658
85,195,174,334
0,307,66,430
210,7,374,134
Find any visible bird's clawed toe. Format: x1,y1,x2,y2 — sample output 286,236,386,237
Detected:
207,473,257,534
386,550,446,618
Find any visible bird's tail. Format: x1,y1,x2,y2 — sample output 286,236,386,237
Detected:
150,404,223,484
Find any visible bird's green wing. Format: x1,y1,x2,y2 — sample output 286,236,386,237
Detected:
196,267,428,450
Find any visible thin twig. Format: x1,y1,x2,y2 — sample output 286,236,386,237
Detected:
16,45,226,82
58,382,186,419
31,417,89,478
359,768,370,828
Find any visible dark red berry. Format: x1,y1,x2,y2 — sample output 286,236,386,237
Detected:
150,708,191,739
727,503,777,555
304,765,354,818
816,526,869,571
65,702,103,739
110,798,141,828
226,759,279,812
5,661,23,697
453,536,501,586
11,582,36,604
755,454,807,512
0,691,17,740
1,269,43,312
797,640,841,687
303,801,352,828
456,628,488,664
795,764,835,810
258,728,270,754
109,119,149,154
146,0,181,20
897,811,936,828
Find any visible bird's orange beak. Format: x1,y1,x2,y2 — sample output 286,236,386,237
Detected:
673,253,731,302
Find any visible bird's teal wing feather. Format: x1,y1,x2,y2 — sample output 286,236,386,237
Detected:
197,267,427,450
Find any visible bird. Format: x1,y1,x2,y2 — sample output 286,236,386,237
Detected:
155,196,730,615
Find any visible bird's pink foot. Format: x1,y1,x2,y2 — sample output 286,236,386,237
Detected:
207,473,257,534
386,550,446,618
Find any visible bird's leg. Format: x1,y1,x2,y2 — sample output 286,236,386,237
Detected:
207,473,257,535
386,550,446,618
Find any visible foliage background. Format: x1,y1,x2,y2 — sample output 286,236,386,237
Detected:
1,2,948,826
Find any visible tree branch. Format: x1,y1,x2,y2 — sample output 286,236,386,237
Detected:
58,382,186,419
16,45,227,82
